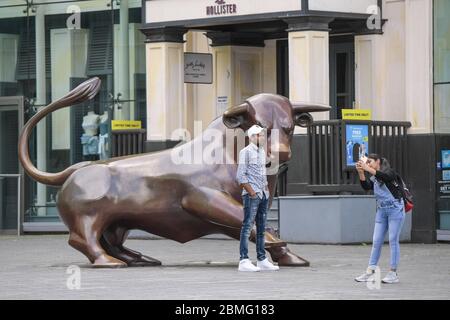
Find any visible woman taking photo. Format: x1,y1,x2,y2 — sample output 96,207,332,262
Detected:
354,154,406,284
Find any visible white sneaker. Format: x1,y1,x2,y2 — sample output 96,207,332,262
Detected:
257,258,280,271
355,268,376,282
382,271,399,284
238,259,260,272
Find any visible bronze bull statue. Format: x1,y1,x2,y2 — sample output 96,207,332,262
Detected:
18,77,330,268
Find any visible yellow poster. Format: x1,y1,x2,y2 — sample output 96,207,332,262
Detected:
111,120,142,130
342,109,372,121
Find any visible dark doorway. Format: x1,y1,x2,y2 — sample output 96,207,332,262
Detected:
276,39,289,98
330,36,355,119
277,37,355,117
0,97,24,233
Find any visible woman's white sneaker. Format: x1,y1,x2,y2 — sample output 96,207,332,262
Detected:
257,258,279,271
382,271,399,284
238,259,260,272
355,269,376,282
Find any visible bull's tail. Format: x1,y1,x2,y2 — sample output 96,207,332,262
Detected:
18,77,101,186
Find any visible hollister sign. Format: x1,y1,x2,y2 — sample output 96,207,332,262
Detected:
206,0,237,16
145,0,301,25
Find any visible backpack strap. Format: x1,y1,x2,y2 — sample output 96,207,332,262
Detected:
394,171,410,202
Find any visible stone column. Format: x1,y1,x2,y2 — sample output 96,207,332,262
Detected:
206,32,265,115
285,17,333,133
117,0,130,120
354,34,385,120
35,5,47,216
142,27,187,152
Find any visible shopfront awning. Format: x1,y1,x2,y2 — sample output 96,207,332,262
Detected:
142,0,382,38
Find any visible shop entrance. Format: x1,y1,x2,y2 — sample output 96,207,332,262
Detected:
276,36,355,120
0,96,24,234
276,39,289,98
330,36,355,119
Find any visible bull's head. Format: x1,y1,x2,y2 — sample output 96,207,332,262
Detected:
222,94,330,164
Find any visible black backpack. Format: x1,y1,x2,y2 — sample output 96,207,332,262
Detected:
393,173,414,213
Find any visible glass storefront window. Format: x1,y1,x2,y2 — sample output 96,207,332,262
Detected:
434,84,450,134
434,0,450,84
434,0,450,232
0,0,146,226
434,0,450,134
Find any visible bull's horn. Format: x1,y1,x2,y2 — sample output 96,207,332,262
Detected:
292,102,331,113
222,103,251,129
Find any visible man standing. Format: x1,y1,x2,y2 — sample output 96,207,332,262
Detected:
236,125,280,272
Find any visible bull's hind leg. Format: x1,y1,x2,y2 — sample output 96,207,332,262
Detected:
182,187,286,246
222,228,309,266
224,229,309,267
67,215,127,268
263,230,310,267
100,225,161,267
182,187,309,267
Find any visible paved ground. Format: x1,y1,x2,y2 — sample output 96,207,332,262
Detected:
0,235,449,300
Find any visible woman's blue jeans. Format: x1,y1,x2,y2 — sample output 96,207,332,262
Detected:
239,194,268,262
369,199,406,270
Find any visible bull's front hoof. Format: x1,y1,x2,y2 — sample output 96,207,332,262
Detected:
266,246,310,267
263,229,287,248
128,255,162,267
277,250,310,267
264,240,287,248
93,255,128,268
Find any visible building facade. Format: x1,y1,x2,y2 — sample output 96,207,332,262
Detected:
0,0,449,243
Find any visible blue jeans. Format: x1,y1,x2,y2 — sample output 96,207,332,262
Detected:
369,199,406,270
239,194,268,261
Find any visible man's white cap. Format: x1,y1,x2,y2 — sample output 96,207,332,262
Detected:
247,125,264,138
